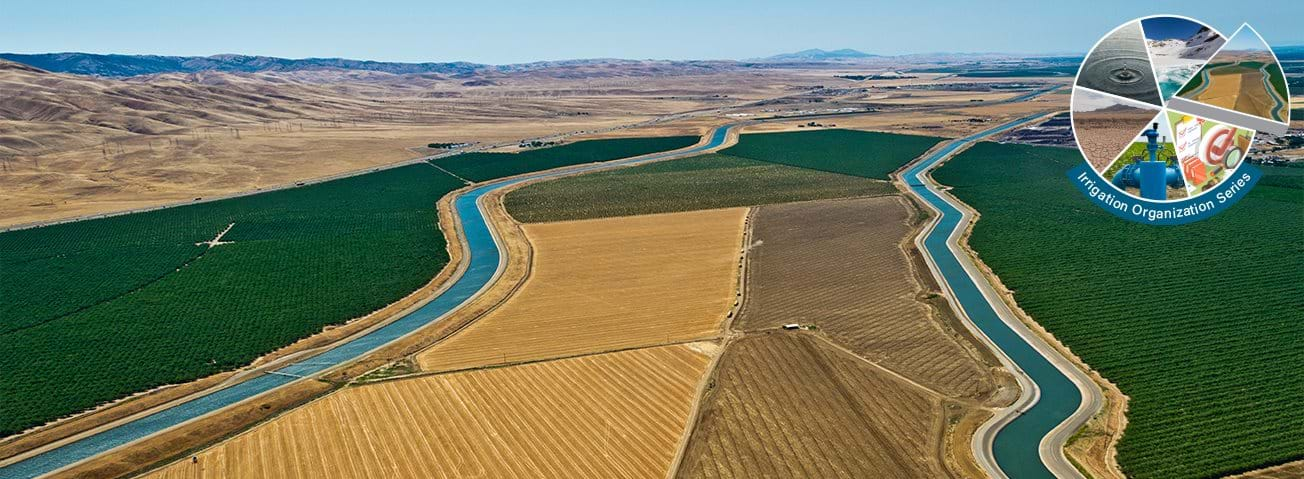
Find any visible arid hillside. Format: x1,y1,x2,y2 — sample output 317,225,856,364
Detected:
0,59,818,227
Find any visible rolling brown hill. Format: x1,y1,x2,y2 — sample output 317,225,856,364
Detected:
0,59,809,227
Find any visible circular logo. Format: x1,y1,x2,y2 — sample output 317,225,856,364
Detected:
1067,16,1290,223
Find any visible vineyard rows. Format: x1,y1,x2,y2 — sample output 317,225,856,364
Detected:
0,135,702,438
721,129,942,179
0,165,464,436
504,154,895,223
933,142,1304,479
431,135,698,182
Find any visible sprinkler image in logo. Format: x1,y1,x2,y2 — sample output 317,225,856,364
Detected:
1110,122,1184,200
1067,15,1290,224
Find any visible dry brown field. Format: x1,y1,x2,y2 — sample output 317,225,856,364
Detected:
1072,108,1158,171
937,95,1065,122
0,61,827,227
676,196,1017,479
859,90,1024,106
739,109,995,138
676,332,950,478
415,207,746,372
736,197,1001,399
1191,70,1248,112
1234,71,1277,118
1229,460,1304,478
142,343,715,479
0,58,1071,227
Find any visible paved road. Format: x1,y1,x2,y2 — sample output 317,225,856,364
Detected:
0,127,736,479
901,114,1100,479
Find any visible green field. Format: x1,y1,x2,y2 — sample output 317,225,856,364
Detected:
504,154,896,223
0,135,700,437
1178,61,1290,118
0,165,464,436
721,129,942,179
1102,141,1178,180
933,142,1303,478
432,136,698,182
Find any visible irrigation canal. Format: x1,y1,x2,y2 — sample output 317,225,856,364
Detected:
3,109,1091,479
0,128,733,479
902,114,1094,479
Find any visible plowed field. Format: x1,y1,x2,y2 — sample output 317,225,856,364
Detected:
737,197,998,399
142,343,714,479
676,332,948,478
416,207,745,372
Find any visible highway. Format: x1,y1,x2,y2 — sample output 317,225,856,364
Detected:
901,114,1100,479
0,127,737,479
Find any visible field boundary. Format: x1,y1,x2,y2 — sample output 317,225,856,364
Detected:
1,124,746,478
0,177,485,471
948,195,1128,479
897,111,1103,479
666,205,755,479
0,182,480,463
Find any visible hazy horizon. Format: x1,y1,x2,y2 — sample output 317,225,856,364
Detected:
4,0,1301,65
1,48,1091,65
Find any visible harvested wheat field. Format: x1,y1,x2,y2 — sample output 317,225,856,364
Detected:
676,332,948,478
737,197,1000,399
1229,460,1304,479
416,207,745,372
143,343,715,479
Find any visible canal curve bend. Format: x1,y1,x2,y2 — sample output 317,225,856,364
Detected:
901,114,1100,479
0,126,736,479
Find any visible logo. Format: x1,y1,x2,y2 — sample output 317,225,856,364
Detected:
1068,16,1290,224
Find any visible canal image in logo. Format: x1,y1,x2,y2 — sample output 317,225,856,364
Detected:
1068,15,1290,224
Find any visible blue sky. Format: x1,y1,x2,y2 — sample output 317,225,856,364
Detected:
3,0,1301,64
1141,17,1208,41
1223,25,1273,52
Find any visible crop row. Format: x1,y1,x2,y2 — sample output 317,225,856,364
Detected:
431,135,698,182
505,154,897,223
933,142,1304,479
720,129,942,180
0,136,702,437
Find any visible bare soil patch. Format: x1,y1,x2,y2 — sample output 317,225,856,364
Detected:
736,196,1001,400
1072,108,1157,172
676,332,950,478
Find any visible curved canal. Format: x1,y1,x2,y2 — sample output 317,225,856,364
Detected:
5,110,1088,479
902,114,1090,479
0,126,734,479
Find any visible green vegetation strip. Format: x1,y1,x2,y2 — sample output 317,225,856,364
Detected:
0,165,464,436
505,154,896,223
720,129,943,179
0,135,699,437
933,142,1303,479
432,136,698,182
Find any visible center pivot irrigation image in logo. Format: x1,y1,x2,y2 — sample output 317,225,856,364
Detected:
1067,15,1290,225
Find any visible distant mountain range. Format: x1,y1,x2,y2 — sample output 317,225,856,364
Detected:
0,52,489,77
6,46,1296,78
750,48,878,62
0,49,888,77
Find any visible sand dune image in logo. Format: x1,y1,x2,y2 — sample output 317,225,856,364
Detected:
1142,16,1224,102
1171,24,1290,132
